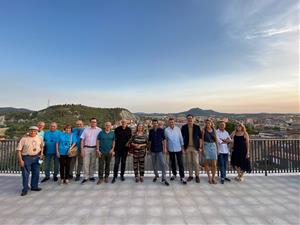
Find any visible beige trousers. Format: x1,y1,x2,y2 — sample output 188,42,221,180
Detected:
83,147,96,179
187,146,200,177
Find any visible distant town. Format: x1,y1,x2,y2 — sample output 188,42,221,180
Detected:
123,113,300,139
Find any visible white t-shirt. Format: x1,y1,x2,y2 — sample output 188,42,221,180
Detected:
216,129,231,154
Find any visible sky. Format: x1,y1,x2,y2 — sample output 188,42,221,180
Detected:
0,0,299,113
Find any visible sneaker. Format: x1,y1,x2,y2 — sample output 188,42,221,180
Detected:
31,187,42,191
53,176,58,182
81,179,88,184
89,177,96,182
120,176,125,181
195,176,200,183
225,177,231,182
170,175,176,181
187,176,193,182
65,179,70,184
41,177,50,183
181,178,187,185
162,179,170,186
97,179,103,185
221,179,225,184
135,177,139,183
21,191,28,196
111,177,116,183
140,177,144,182
75,175,80,182
153,176,158,182
104,178,109,183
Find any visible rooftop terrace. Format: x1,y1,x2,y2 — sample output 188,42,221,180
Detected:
0,174,299,225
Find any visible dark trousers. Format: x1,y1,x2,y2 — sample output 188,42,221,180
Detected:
98,152,112,179
169,151,185,178
45,153,59,178
133,149,146,177
218,153,228,179
59,155,71,180
113,149,128,178
21,155,40,192
69,154,83,177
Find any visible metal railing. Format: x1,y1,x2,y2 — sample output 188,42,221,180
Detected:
0,139,299,175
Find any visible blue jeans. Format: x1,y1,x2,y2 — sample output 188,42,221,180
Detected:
45,153,59,178
151,152,167,180
218,153,228,180
21,155,40,192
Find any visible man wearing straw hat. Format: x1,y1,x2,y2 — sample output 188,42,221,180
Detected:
17,126,44,196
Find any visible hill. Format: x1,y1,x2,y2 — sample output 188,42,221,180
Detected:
135,107,229,117
2,104,137,138
135,107,289,118
0,107,33,114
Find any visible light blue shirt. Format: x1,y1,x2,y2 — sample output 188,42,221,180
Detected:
164,126,184,152
44,130,61,154
72,128,85,150
38,130,45,139
57,133,76,155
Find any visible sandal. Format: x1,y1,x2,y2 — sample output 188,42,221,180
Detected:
208,178,212,184
212,179,217,184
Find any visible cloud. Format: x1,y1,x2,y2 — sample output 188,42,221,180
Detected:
245,25,299,39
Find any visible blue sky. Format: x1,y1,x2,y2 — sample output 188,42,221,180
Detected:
0,0,299,113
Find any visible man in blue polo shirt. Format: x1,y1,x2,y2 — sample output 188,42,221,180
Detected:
148,119,169,186
41,122,61,182
96,122,115,184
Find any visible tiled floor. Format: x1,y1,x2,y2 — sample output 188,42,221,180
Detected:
0,175,299,225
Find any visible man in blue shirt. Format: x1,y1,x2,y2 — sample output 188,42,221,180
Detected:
41,122,61,183
96,122,115,184
164,118,187,184
148,119,169,186
69,120,85,181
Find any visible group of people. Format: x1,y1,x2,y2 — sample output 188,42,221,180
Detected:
16,115,251,196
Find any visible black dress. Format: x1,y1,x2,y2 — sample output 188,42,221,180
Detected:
231,135,251,173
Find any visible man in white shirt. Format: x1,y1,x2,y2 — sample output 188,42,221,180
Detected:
164,118,187,184
216,121,231,184
80,118,101,184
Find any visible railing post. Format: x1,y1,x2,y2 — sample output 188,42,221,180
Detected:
264,140,268,176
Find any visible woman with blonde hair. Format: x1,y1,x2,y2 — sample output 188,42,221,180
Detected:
129,123,148,183
201,118,219,184
230,123,251,182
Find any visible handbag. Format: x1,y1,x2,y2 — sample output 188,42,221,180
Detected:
68,134,78,157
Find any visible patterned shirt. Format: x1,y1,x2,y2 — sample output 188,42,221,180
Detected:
17,135,44,156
